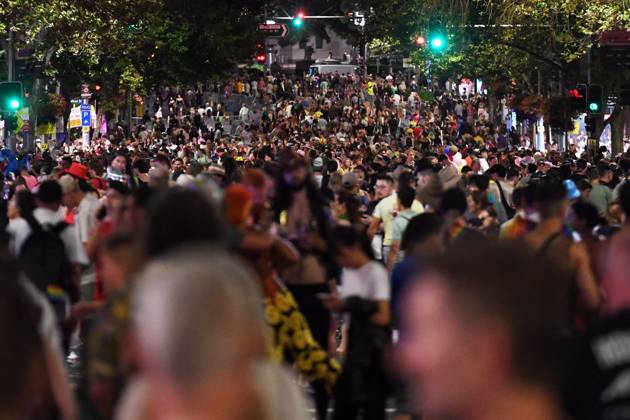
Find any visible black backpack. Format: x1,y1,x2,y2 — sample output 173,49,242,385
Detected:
19,217,74,321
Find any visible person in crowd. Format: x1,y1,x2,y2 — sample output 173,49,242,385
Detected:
399,241,567,420
322,225,391,420
469,173,508,224
488,163,515,218
126,247,309,420
387,185,422,270
81,232,145,420
1,70,630,420
59,169,100,248
466,189,500,236
107,154,130,185
439,187,486,246
6,188,36,221
86,181,131,302
564,183,630,419
390,213,445,420
589,163,614,217
222,182,340,415
144,186,228,258
7,180,87,349
522,178,601,325
369,174,423,263
332,188,363,226
272,150,339,419
0,250,78,420
499,184,537,239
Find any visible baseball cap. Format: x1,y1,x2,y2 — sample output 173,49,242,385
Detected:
342,172,358,189
563,179,581,200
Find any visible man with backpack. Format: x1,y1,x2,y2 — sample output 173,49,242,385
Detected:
387,186,422,271
7,180,87,349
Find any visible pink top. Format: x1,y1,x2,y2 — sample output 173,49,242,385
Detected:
23,175,39,191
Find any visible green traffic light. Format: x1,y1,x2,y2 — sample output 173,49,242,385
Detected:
292,17,303,27
429,34,447,52
9,99,20,110
589,102,600,112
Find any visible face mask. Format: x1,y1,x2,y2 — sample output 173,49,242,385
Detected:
528,211,541,224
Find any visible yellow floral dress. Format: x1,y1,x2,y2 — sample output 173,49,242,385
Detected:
264,286,341,393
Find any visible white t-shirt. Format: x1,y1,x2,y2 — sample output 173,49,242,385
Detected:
7,207,88,265
76,193,100,245
479,158,490,172
340,261,390,302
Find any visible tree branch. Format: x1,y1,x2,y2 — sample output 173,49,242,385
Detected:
484,32,565,71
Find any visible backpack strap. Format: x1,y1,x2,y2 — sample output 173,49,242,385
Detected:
495,180,515,217
537,231,563,257
50,222,68,235
24,215,43,233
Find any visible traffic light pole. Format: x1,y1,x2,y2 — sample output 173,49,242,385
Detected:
7,30,15,82
274,16,347,20
4,30,15,149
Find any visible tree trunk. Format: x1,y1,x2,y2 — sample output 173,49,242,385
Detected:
31,47,55,145
610,108,629,155
488,93,498,124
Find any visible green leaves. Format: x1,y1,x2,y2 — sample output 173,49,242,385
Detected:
1,0,266,93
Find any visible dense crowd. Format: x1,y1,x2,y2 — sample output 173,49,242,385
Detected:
1,71,630,420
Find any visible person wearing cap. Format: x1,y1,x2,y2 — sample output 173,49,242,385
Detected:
312,156,324,188
341,171,369,208
438,154,460,191
59,173,100,248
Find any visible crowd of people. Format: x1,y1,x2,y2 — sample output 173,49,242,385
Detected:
1,70,630,420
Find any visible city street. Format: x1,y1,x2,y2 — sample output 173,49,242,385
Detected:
1,1,630,420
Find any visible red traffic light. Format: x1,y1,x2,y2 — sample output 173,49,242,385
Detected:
95,84,102,92
256,54,266,62
297,11,305,19
415,36,426,46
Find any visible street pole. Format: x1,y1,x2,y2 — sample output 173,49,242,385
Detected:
5,30,16,150
126,87,132,137
7,30,15,82
587,48,592,85
364,38,368,75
